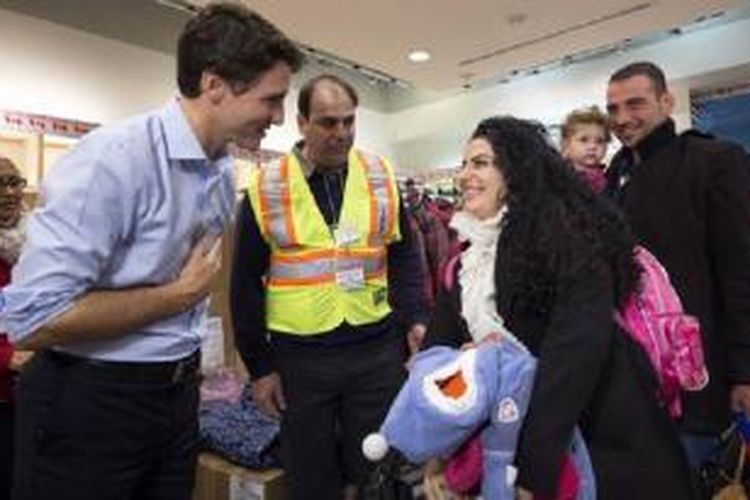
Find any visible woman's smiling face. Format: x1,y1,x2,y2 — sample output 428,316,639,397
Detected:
457,137,507,220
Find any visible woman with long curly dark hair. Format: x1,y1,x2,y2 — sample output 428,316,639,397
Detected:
422,116,693,499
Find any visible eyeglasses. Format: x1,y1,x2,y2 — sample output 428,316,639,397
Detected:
0,176,27,189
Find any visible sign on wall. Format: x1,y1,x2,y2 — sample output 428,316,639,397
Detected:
0,109,98,138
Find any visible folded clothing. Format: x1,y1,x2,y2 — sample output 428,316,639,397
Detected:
199,386,280,469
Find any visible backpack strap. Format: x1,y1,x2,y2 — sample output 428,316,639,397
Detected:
442,253,461,292
441,241,469,292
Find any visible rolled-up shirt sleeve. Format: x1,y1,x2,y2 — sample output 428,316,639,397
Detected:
1,136,128,342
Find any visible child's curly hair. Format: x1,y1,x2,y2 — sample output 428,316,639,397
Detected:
560,106,611,143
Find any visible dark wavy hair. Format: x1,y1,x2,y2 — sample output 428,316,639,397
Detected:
177,3,304,98
470,116,639,317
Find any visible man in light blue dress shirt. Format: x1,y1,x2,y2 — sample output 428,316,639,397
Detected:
0,4,302,499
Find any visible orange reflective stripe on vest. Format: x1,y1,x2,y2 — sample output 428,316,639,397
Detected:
357,151,397,246
258,155,298,247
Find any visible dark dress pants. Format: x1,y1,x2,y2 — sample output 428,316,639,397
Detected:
1,400,14,499
12,350,200,500
276,332,406,500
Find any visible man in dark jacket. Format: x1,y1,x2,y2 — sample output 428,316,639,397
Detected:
605,61,750,470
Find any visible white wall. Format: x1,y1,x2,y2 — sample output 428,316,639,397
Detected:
388,15,750,173
0,9,174,123
262,94,395,160
2,6,749,174
0,8,393,158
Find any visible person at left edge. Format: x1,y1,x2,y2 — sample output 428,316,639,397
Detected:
0,157,33,500
230,74,428,500
0,4,303,500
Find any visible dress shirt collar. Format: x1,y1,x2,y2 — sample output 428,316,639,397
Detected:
628,118,677,164
160,99,212,162
292,142,314,178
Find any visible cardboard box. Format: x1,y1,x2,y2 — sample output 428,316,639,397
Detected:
193,452,286,500
207,212,248,376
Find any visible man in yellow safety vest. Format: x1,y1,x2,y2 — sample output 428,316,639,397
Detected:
230,74,427,499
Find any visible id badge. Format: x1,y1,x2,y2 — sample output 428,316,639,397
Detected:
333,223,360,247
336,266,365,291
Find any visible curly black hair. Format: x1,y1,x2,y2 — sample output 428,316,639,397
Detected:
470,116,640,317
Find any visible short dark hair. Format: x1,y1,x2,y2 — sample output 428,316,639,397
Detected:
177,2,304,98
297,74,359,119
609,61,668,95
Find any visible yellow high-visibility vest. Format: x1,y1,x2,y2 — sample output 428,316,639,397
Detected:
247,149,401,335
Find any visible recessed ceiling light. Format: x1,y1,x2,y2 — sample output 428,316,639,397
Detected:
408,50,431,63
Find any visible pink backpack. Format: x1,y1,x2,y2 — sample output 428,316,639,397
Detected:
615,246,709,418
443,243,708,418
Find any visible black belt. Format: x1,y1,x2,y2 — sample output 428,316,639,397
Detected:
41,349,200,384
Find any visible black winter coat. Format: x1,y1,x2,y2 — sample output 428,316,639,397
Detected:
423,254,693,499
607,120,750,435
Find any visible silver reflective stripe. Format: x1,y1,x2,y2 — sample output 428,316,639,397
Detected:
358,151,393,238
338,254,386,275
269,253,387,284
260,158,294,247
270,258,334,280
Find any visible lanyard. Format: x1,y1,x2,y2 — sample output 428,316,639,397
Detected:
322,170,344,231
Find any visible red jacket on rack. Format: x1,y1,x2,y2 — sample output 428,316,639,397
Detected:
0,258,14,401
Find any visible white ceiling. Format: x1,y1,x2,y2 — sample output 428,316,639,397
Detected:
2,0,749,91
222,0,748,90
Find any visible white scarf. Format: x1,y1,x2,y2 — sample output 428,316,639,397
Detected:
0,212,27,265
449,207,514,343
